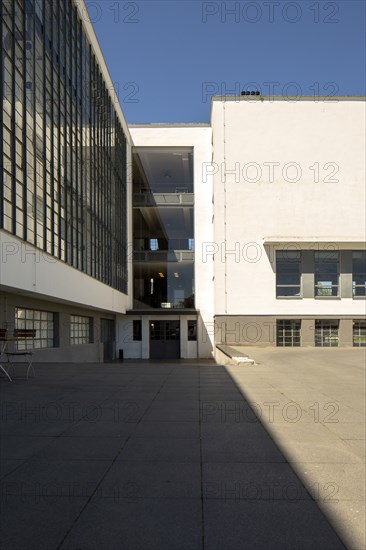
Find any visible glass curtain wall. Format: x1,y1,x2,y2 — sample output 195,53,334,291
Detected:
0,0,128,293
133,147,195,309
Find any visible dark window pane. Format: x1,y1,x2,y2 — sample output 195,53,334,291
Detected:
133,320,142,341
188,320,197,341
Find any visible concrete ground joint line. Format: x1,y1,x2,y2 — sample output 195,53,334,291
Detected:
55,367,175,550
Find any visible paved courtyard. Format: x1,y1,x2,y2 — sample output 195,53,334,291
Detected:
0,349,365,550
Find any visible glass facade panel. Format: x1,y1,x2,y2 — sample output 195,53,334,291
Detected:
352,251,366,297
314,251,339,297
70,315,91,345
15,307,54,349
276,251,301,297
0,0,127,293
133,147,195,309
315,320,339,347
353,320,366,347
276,320,301,347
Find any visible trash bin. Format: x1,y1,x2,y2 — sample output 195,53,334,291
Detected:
119,349,124,361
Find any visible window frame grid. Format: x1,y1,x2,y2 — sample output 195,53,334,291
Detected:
70,314,92,345
1,0,128,294
275,250,302,298
276,320,301,347
353,320,366,347
314,251,340,298
15,307,55,350
352,251,366,298
315,320,339,347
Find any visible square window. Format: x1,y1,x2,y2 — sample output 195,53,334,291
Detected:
353,320,366,347
276,320,301,347
315,320,339,347
15,307,55,349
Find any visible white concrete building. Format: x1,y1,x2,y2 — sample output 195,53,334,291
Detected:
1,1,365,363
209,96,366,351
118,97,366,358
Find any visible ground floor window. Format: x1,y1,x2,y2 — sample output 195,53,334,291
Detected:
353,320,366,347
276,320,301,347
315,320,339,347
70,315,92,345
188,320,197,341
15,308,55,350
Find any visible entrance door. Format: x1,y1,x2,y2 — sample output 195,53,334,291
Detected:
150,321,180,359
101,319,116,361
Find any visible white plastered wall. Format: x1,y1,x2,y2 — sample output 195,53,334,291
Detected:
211,98,366,317
0,231,129,314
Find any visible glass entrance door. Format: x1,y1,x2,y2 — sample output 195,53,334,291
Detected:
150,321,180,359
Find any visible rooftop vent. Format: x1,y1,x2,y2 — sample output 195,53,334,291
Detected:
241,90,261,96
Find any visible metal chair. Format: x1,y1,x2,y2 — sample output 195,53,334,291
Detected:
5,329,36,379
0,328,12,382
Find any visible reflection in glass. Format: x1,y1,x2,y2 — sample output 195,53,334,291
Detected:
314,251,339,297
276,251,301,297
352,251,366,297
133,147,195,309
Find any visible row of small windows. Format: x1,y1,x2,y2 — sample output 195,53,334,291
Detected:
276,250,366,298
277,320,366,347
14,308,92,349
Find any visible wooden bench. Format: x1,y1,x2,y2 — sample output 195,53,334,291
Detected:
5,329,36,379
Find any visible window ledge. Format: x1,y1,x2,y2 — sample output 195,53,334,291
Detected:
314,296,341,300
353,296,366,300
276,296,303,300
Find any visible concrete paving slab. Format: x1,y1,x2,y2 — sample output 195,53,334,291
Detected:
117,436,201,462
60,497,202,550
0,459,25,479
1,458,112,497
342,438,366,458
0,495,88,550
202,462,314,501
142,406,200,422
321,500,366,550
0,436,56,460
60,419,138,438
0,353,364,549
324,421,366,440
34,436,127,461
293,462,366,502
134,421,200,438
203,500,346,550
100,461,201,498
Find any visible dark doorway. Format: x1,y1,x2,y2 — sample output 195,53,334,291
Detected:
100,319,116,361
150,320,180,359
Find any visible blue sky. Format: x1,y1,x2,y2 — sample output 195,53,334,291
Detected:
88,0,366,123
